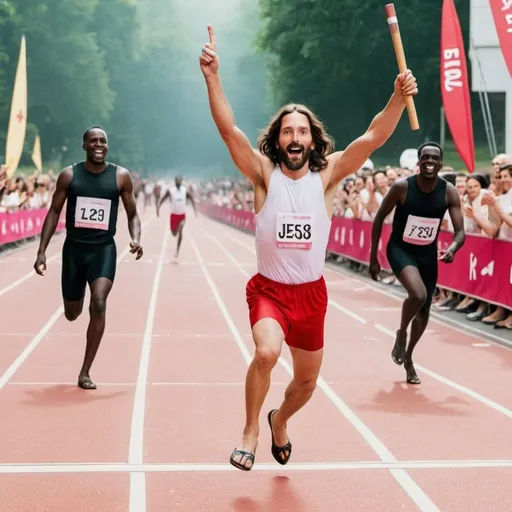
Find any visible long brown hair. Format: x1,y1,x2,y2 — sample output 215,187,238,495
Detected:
257,104,335,172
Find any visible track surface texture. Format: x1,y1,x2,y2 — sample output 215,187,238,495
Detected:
0,207,511,512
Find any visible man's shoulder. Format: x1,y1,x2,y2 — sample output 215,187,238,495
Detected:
113,165,132,178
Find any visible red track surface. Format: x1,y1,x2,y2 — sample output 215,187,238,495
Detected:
0,207,511,511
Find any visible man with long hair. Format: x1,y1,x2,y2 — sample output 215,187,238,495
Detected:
200,25,418,471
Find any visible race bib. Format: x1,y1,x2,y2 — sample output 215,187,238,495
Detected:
402,215,440,245
276,213,314,250
75,196,111,231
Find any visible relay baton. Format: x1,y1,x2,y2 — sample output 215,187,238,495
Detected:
385,4,420,131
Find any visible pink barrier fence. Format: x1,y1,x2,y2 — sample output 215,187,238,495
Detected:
199,202,512,309
0,209,65,245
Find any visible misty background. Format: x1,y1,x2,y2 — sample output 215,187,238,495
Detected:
0,0,503,178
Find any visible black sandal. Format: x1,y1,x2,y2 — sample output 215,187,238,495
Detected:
391,330,406,366
229,449,255,471
267,409,292,465
78,376,97,390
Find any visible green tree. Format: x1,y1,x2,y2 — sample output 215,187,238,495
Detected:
257,0,472,166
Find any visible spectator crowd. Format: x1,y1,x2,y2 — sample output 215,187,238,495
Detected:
0,164,56,213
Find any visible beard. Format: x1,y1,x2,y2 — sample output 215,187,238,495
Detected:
277,143,312,171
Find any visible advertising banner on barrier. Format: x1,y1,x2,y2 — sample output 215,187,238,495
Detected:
0,208,65,245
326,217,512,309
198,202,512,309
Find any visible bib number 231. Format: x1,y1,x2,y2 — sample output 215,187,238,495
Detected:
75,196,111,231
276,213,314,250
402,215,440,245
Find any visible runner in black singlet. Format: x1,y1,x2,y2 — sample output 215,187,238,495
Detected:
33,126,143,390
369,142,465,384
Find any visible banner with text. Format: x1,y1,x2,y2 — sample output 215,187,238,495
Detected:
199,203,512,309
0,208,65,245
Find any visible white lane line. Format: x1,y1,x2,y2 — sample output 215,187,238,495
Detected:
189,235,252,365
328,299,367,324
0,217,155,392
190,230,439,512
325,263,512,350
0,459,511,474
8,382,135,387
128,228,170,512
375,324,512,419
0,251,61,298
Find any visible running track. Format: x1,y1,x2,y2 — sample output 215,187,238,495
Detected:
0,206,511,511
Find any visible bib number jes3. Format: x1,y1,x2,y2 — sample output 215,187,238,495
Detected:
276,213,314,250
402,214,440,245
75,196,111,231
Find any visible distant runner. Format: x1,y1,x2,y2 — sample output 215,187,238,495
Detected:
157,175,197,262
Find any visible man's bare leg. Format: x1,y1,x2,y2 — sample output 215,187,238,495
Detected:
78,278,113,389
230,318,284,470
175,221,185,259
269,346,323,463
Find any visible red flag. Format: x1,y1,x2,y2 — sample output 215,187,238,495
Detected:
440,0,475,172
489,0,512,78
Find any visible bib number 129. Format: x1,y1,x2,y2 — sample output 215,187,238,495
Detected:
75,196,111,231
80,207,104,223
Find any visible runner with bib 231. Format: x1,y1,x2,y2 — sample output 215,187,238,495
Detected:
369,141,465,385
34,126,143,390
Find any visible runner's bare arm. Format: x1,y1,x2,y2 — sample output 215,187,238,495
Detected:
440,184,465,262
34,167,73,275
37,167,72,254
327,71,418,189
370,180,406,263
119,167,142,259
200,25,266,185
186,190,198,216
156,190,170,216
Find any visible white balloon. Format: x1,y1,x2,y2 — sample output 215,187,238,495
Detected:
400,148,418,170
359,158,374,171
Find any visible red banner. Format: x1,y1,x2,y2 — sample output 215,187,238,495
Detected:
0,209,65,245
489,0,512,79
199,203,512,309
440,0,475,173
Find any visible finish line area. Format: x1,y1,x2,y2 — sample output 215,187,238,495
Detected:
0,208,511,511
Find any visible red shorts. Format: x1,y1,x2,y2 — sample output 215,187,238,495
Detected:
246,273,328,351
170,213,186,234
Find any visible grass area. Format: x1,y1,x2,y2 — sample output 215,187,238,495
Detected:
441,142,492,173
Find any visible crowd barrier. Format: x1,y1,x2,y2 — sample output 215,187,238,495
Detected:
0,209,65,246
199,202,512,309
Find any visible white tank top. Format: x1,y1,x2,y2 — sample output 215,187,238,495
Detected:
255,166,332,284
170,185,187,214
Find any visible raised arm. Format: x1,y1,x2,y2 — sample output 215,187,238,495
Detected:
34,167,73,275
118,167,143,260
200,25,267,186
369,180,406,280
327,71,418,189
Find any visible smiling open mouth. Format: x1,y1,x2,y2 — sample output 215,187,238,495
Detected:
287,145,303,157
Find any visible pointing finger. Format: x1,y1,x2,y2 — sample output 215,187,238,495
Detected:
208,25,216,48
